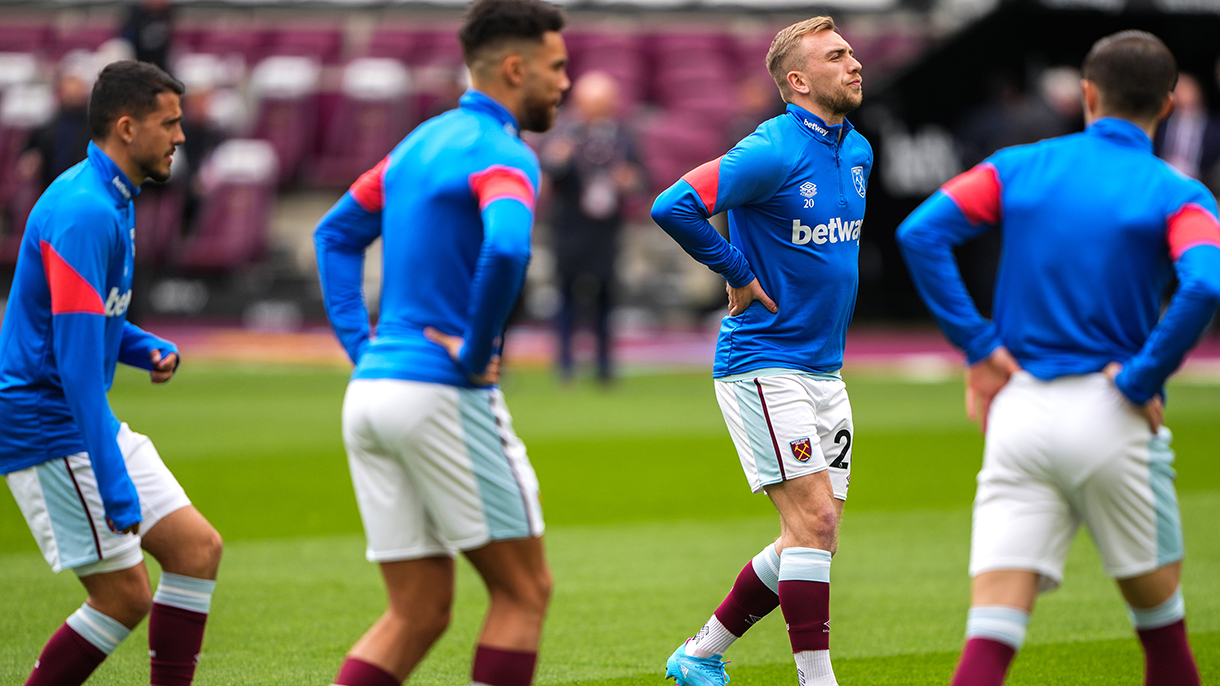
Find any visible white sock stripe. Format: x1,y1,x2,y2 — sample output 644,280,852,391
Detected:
65,604,131,655
965,606,1029,650
1129,588,1186,630
154,573,215,614
793,649,837,686
778,547,832,583
752,545,781,594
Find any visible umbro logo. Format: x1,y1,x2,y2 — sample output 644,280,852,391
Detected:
799,182,817,198
746,614,763,626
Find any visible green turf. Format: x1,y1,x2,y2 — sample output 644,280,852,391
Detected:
1,364,1217,684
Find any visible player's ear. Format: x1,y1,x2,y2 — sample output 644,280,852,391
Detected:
1081,79,1101,119
502,52,526,88
114,114,137,145
1158,90,1176,123
787,70,811,96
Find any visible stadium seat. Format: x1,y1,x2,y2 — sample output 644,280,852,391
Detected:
133,185,183,268
249,55,320,185
310,58,413,187
267,26,344,64
0,22,50,54
48,22,117,60
0,82,54,261
176,139,278,271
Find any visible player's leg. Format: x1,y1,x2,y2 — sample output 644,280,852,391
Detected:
6,454,153,685
337,556,456,685
950,373,1075,686
334,379,461,686
556,272,576,381
768,469,843,686
141,506,223,686
464,536,552,686
1117,563,1198,686
1076,412,1199,686
682,540,781,661
98,424,221,686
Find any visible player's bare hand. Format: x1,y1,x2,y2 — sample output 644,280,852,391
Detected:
966,346,1021,433
424,327,501,386
149,350,178,384
727,278,778,317
106,517,139,536
1103,362,1164,433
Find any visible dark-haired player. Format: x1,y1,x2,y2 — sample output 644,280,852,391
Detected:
898,31,1219,686
313,1,568,685
0,60,223,686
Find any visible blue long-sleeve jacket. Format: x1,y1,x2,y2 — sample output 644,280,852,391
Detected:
315,90,537,387
897,117,1220,404
0,142,177,531
651,103,872,377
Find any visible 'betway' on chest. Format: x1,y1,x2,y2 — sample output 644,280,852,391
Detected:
791,218,861,245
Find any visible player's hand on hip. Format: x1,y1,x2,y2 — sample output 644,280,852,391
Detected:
966,346,1021,433
149,350,178,384
424,327,502,386
1103,362,1164,433
727,278,778,317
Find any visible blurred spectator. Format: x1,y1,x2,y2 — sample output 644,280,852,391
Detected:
121,0,174,71
179,85,225,232
540,72,644,383
17,71,92,191
725,78,785,147
1155,73,1220,187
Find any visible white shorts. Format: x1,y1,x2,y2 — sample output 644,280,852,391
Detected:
342,378,545,562
971,372,1183,591
5,424,190,577
715,369,853,498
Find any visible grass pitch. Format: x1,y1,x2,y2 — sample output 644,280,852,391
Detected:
0,363,1217,685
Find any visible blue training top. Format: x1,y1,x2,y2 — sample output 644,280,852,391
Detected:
0,142,178,531
897,117,1220,404
315,90,538,388
651,103,873,378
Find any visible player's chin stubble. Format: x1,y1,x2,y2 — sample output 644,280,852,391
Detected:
819,86,862,117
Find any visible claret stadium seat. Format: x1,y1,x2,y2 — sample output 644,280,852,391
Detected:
176,139,278,272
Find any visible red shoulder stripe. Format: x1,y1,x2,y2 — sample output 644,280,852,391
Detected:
941,163,1002,226
40,241,104,315
681,156,723,214
1167,203,1220,260
469,165,536,211
349,157,389,212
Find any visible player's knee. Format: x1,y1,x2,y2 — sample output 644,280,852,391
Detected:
491,570,551,616
94,580,154,627
182,526,223,577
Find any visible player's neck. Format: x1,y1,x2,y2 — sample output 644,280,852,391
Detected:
1085,111,1158,140
470,80,523,127
788,94,845,128
94,138,147,186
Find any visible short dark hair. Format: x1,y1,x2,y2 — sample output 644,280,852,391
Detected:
459,0,564,66
1082,30,1177,120
89,60,184,140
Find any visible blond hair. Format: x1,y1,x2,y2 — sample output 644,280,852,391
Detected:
766,16,836,99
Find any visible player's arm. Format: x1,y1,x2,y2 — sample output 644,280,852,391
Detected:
649,136,788,293
450,163,536,382
1113,201,1220,405
43,205,140,532
119,322,179,383
895,163,1005,363
314,159,386,365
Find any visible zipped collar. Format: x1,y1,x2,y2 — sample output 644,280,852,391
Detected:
1086,117,1153,153
461,89,521,138
787,102,853,147
87,141,140,205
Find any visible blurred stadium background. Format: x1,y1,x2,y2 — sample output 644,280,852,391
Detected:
2,0,1220,684
0,0,1218,369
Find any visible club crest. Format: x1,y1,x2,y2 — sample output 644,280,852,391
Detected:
790,437,813,463
851,166,866,198
849,166,868,196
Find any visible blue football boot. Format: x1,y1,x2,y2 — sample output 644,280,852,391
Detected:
665,641,730,686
